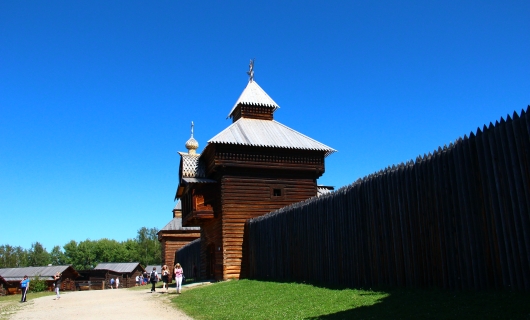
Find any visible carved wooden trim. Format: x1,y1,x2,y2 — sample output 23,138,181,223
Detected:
216,152,323,165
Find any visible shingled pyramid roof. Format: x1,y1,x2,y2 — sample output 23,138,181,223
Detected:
227,80,280,119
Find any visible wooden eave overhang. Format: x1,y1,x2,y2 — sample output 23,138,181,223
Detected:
157,230,201,241
182,210,215,226
175,177,217,199
207,118,336,157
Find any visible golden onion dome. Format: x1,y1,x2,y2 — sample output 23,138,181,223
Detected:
185,137,199,154
185,121,199,155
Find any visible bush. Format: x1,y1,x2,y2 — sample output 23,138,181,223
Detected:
29,274,49,293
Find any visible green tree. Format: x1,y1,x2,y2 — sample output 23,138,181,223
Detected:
63,240,78,267
123,238,140,262
122,239,142,262
94,238,130,263
50,245,67,265
136,227,161,267
27,242,51,266
0,245,15,267
76,240,97,269
0,245,29,267
3,225,162,270
14,246,29,267
63,240,97,270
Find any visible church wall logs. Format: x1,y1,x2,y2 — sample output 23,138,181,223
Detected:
222,175,317,280
244,108,530,291
199,217,223,280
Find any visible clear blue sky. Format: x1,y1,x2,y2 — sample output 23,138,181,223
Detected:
1,1,529,251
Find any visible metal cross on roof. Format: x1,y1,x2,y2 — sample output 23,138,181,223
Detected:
191,121,194,137
247,59,255,82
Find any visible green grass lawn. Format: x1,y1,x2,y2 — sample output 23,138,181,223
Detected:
172,279,530,320
0,291,55,320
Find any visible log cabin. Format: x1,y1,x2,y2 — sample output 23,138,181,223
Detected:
75,268,119,290
1,275,9,295
0,265,79,294
176,61,336,280
92,262,144,288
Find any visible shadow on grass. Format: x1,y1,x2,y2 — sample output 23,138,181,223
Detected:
250,278,530,319
307,287,530,319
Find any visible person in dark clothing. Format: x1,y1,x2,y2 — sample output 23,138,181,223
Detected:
53,272,62,300
161,265,169,292
20,275,30,302
150,267,158,292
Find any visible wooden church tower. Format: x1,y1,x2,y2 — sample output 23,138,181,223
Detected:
176,61,336,280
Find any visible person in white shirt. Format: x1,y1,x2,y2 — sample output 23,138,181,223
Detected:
174,263,184,294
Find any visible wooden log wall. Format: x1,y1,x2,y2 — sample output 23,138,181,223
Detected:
197,216,223,279
161,231,200,280
222,175,317,280
176,238,201,280
245,108,530,291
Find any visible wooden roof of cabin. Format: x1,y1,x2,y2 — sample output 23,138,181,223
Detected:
160,217,200,231
0,265,79,281
94,262,144,273
145,265,162,274
207,118,336,157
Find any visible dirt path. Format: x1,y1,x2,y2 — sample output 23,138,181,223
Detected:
10,288,193,320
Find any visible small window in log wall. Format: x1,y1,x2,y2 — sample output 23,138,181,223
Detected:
270,186,285,199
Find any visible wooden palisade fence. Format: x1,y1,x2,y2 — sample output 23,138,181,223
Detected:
176,238,201,280
244,107,530,291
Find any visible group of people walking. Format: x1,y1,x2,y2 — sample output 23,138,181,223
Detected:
109,277,120,289
19,263,185,302
150,263,184,294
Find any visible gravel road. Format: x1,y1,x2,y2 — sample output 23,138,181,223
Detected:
10,288,193,320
